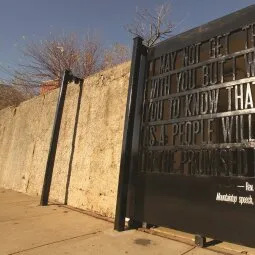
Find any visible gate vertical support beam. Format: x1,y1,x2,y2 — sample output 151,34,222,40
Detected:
40,70,72,206
114,36,144,231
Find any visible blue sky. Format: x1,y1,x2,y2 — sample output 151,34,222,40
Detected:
0,0,254,79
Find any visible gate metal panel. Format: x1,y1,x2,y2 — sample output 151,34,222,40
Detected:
115,5,255,247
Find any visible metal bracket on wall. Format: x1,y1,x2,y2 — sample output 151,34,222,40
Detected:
195,235,206,248
40,70,84,206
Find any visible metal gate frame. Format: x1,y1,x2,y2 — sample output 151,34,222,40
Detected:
115,5,255,247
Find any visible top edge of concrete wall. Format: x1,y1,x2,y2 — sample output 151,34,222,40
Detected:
0,61,131,113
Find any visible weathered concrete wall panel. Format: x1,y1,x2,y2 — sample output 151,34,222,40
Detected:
0,62,130,218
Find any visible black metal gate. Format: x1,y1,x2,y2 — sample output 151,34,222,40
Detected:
115,5,255,247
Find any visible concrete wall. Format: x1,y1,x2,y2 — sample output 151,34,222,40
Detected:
0,62,130,218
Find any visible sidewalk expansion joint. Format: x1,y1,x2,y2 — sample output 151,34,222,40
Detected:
0,212,63,223
0,200,38,205
8,231,102,255
180,247,196,255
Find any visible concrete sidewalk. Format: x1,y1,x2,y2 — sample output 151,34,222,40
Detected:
0,189,254,255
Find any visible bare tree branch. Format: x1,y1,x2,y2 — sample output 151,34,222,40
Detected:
126,2,174,47
0,83,27,110
0,32,131,108
103,43,131,69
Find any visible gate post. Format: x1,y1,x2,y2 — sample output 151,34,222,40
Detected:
114,37,144,231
